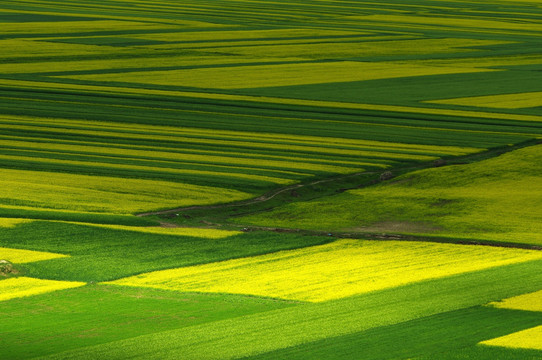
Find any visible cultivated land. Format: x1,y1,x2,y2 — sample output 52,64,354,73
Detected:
1,0,541,359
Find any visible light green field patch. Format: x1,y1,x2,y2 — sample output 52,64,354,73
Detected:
0,247,68,264
0,168,252,214
352,14,541,33
414,54,542,69
428,92,542,109
0,55,305,74
107,239,542,302
58,61,497,89
67,224,242,239
488,290,542,312
0,218,32,228
0,39,123,59
0,277,85,301
480,326,542,351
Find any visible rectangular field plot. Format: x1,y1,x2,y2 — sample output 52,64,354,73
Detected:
59,61,496,89
480,326,542,351
107,239,542,302
0,246,68,264
488,290,542,312
429,92,542,109
0,277,85,301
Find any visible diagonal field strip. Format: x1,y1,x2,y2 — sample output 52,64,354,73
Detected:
38,260,542,360
0,277,85,302
3,78,542,125
488,290,542,312
107,240,542,302
480,326,542,351
0,246,68,263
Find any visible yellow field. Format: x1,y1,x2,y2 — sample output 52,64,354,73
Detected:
59,60,496,90
480,326,542,351
488,290,542,312
428,92,542,109
0,247,68,264
414,54,542,69
67,224,241,239
107,239,542,302
0,39,122,59
0,168,252,214
0,277,85,302
0,218,31,228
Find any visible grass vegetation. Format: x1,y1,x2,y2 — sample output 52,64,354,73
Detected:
1,0,542,358
238,144,542,246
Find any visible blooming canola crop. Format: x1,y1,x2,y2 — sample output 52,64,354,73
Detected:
108,239,542,302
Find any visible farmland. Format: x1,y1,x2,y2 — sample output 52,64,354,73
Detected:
1,0,542,359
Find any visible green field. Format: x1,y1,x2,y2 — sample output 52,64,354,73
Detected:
1,0,542,359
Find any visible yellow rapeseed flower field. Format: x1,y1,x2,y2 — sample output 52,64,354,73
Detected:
0,247,68,264
0,277,85,302
488,290,542,312
480,326,542,350
107,239,542,302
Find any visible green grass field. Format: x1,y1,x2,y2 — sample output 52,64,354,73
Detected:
1,0,542,359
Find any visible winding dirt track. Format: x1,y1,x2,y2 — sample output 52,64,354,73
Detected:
136,170,374,217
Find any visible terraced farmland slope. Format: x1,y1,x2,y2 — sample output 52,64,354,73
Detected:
1,0,542,359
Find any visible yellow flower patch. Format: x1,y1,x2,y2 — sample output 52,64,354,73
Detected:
0,247,68,264
107,239,542,302
489,290,542,312
480,326,542,351
0,277,85,302
0,218,31,228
